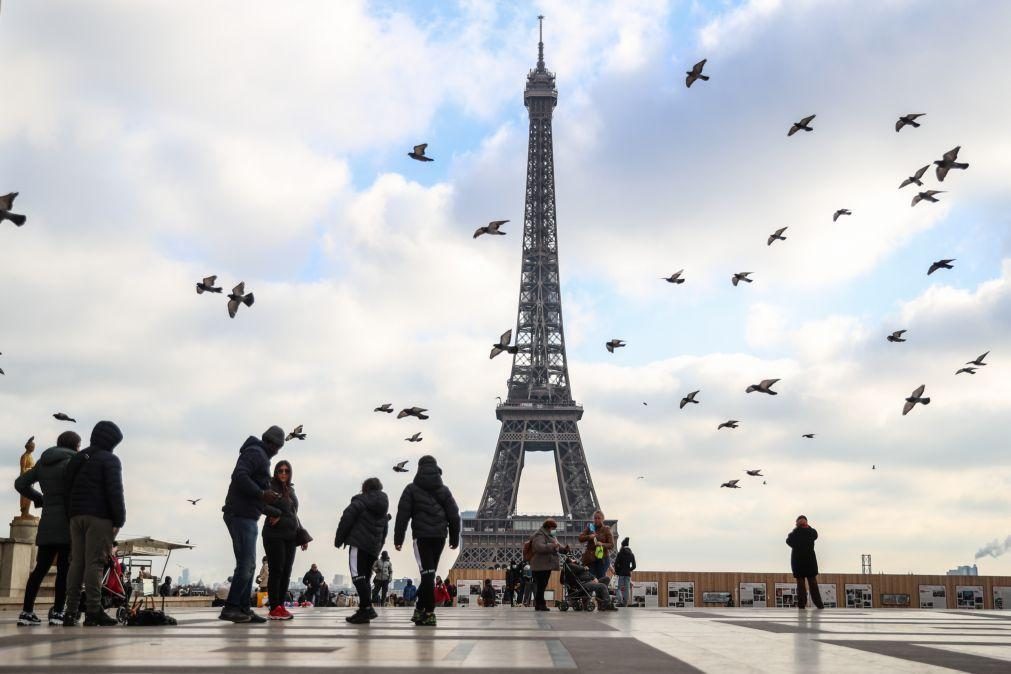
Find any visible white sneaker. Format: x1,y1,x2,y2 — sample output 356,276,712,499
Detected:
48,609,65,626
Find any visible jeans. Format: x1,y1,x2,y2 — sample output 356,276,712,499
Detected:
262,537,296,610
533,569,552,608
796,576,824,609
65,515,115,615
616,575,631,606
23,544,71,613
584,579,611,605
589,557,610,582
413,537,445,612
350,547,377,610
224,514,259,611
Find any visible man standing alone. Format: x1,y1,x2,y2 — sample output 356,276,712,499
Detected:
614,537,636,607
786,515,824,610
302,564,324,606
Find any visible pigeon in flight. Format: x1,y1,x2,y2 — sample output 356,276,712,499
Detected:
398,407,429,420
934,146,968,181
927,259,954,275
605,339,626,353
662,270,685,284
685,59,709,88
227,282,255,318
955,366,977,375
720,479,741,489
374,403,394,413
490,329,519,359
732,272,753,286
833,209,852,222
405,432,423,443
902,384,930,415
966,351,989,367
408,143,434,162
872,465,876,470
680,390,700,409
802,433,815,439
745,469,763,477
767,227,788,246
196,275,222,294
788,114,816,136
186,499,201,506
473,220,508,239
895,113,926,132
393,460,410,473
746,378,779,395
718,420,739,430
286,425,306,441
53,412,76,423
911,190,944,207
899,165,930,189
636,476,645,480
0,352,4,375
887,330,907,343
0,192,27,227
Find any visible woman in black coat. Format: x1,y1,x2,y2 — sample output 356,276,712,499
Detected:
262,460,305,621
786,515,824,609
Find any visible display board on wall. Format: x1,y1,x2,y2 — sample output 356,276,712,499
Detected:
881,593,910,607
491,579,506,607
819,584,838,608
955,585,983,610
775,582,798,608
740,582,767,608
919,584,947,609
666,581,695,608
845,583,873,608
702,591,732,606
457,580,480,607
993,586,1011,610
631,580,659,608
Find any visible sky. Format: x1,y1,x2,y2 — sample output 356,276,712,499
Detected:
2,0,1011,587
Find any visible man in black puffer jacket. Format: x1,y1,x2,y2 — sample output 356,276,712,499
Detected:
335,477,389,624
394,455,460,627
62,421,125,627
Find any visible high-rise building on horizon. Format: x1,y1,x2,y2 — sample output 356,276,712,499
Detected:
947,564,979,576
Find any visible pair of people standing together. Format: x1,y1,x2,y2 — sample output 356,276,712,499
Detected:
526,509,615,611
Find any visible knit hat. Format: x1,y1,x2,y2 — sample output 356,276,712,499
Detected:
90,421,123,452
57,431,81,450
262,425,285,450
621,537,630,547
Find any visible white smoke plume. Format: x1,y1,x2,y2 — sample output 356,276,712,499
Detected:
975,536,1011,560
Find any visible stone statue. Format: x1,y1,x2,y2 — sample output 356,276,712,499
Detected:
18,436,37,520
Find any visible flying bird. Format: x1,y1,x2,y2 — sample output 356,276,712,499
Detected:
718,420,739,430
895,113,925,132
398,407,429,420
934,146,968,181
927,259,954,275
636,476,645,480
833,209,852,222
955,366,977,375
902,384,930,415
473,220,508,238
911,190,944,207
872,465,876,470
685,59,709,88
899,165,930,189
53,413,76,423
186,499,201,506
490,329,519,359
286,425,306,441
745,469,763,477
374,403,394,413
802,433,815,439
605,339,626,353
195,275,222,294
227,282,255,318
680,390,700,409
887,330,907,343
662,270,685,284
405,432,423,443
0,192,26,227
720,479,741,489
408,143,434,162
967,351,989,367
767,227,788,246
788,114,816,136
746,378,779,395
393,460,410,473
732,272,753,286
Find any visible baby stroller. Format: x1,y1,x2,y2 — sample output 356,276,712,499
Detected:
556,553,598,612
100,553,133,624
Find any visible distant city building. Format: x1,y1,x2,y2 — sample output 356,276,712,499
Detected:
392,577,413,593
179,568,190,586
332,574,348,588
947,564,979,576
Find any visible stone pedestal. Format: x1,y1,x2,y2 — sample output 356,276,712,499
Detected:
0,517,38,599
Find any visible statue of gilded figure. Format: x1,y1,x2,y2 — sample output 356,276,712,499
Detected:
18,436,38,520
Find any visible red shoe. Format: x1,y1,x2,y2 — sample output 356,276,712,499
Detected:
269,605,292,621
280,606,294,620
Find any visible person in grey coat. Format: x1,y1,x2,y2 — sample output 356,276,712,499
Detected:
528,518,568,611
14,431,80,626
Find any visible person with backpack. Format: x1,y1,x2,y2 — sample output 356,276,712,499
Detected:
614,537,636,607
393,455,460,627
371,550,393,606
526,518,567,611
334,477,390,624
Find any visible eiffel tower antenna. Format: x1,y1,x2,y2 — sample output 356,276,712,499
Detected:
537,14,545,71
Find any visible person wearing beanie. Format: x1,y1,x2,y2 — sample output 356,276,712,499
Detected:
62,421,125,627
393,455,460,627
14,431,81,626
371,550,394,606
334,477,389,624
614,536,637,608
219,426,285,624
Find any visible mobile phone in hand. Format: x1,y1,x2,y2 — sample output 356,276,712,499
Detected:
589,523,596,533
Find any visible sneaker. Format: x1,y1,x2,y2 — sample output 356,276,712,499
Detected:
62,612,80,627
367,607,378,620
280,606,294,620
48,609,65,626
410,608,424,624
416,612,437,627
83,611,118,627
242,608,267,624
17,612,41,626
218,607,251,623
345,610,371,624
268,606,292,621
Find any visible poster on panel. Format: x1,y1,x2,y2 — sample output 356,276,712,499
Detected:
491,579,506,606
631,580,659,607
667,581,695,608
457,580,480,607
819,584,838,608
775,582,799,608
845,583,873,608
993,586,1011,610
918,584,947,609
955,585,983,609
740,582,767,608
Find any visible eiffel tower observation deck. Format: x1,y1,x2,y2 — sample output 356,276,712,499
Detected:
453,18,617,570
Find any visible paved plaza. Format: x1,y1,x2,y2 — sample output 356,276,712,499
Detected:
2,607,1011,673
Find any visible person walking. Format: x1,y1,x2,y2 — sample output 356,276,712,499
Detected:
527,518,566,611
371,550,393,606
577,510,614,583
62,421,125,627
786,515,824,610
15,431,80,626
302,564,324,606
219,426,285,623
614,537,636,607
335,477,390,624
393,455,461,627
262,460,306,621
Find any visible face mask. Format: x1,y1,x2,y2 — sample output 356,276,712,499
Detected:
548,530,556,538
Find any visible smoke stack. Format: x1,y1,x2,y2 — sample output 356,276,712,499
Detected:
975,535,1011,560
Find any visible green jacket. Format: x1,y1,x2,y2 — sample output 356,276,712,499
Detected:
15,446,76,546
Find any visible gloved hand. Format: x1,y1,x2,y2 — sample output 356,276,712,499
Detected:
261,490,281,504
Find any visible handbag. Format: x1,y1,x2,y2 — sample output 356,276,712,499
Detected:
295,515,313,546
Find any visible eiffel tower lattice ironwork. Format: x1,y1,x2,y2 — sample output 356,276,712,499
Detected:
453,17,617,570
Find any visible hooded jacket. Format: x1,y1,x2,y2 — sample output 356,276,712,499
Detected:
15,445,76,546
222,436,274,520
786,526,819,578
334,489,390,557
393,456,461,547
614,544,637,576
64,421,126,528
372,555,393,582
261,477,299,542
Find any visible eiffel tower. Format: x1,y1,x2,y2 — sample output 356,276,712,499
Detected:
453,17,617,570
